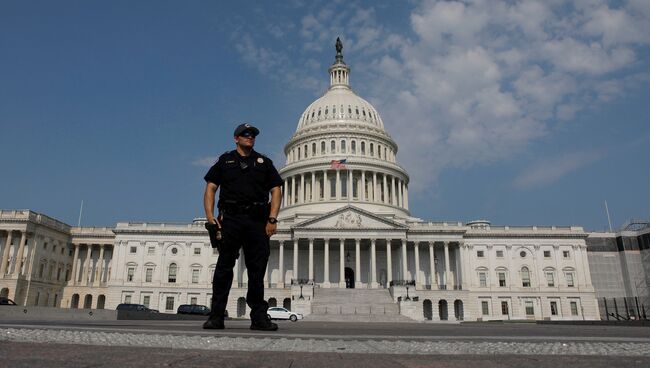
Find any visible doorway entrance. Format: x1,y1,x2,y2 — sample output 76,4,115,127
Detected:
344,267,355,288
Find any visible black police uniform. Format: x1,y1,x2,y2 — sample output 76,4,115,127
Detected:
204,149,283,323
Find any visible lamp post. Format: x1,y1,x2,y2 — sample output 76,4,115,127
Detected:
405,285,411,301
299,285,304,300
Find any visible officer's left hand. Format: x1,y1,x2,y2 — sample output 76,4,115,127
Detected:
265,222,277,237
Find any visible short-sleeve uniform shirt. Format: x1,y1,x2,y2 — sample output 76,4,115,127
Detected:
204,150,283,204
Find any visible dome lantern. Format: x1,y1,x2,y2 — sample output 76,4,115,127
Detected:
328,37,350,89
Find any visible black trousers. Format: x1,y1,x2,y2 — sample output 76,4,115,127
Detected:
210,213,270,322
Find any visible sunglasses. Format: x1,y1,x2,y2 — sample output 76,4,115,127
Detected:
239,131,257,138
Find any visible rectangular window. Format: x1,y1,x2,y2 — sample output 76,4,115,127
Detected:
570,301,579,316
148,247,155,255
165,297,174,311
544,250,551,258
39,264,45,278
130,246,137,254
194,248,201,255
192,269,199,284
498,272,507,287
44,242,48,250
501,301,509,315
145,268,153,283
477,250,484,258
496,250,504,258
479,272,487,287
563,250,570,258
525,301,534,316
550,301,558,316
565,272,575,287
143,295,150,308
124,295,132,303
546,272,555,287
127,267,134,282
57,267,62,281
481,301,489,315
190,297,197,305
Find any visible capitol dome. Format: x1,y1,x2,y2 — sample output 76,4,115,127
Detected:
278,39,410,219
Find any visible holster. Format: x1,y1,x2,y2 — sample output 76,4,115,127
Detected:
205,220,223,250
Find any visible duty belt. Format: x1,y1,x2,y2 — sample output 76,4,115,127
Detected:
219,200,268,216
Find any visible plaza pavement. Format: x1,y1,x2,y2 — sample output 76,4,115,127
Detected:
1,317,649,367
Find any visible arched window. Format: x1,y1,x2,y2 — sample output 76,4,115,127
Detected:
168,263,177,283
351,141,356,154
341,140,346,153
378,144,382,158
361,141,366,155
304,144,308,158
521,267,531,287
370,143,374,156
321,141,325,154
331,140,336,153
312,143,316,156
297,147,301,159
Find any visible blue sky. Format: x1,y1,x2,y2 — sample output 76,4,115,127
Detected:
1,0,648,231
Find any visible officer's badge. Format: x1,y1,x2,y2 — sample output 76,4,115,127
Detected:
257,158,264,164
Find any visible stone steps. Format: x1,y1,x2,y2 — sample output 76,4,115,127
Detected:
310,288,408,322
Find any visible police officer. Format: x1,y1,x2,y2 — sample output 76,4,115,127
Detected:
203,123,283,331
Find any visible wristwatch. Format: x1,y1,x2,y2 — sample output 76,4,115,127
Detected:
268,217,278,224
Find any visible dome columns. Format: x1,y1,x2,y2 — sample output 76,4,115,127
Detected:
281,169,409,212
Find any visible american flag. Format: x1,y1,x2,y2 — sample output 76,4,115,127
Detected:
330,159,347,170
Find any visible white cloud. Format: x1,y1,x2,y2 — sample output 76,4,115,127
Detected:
192,156,218,167
230,0,649,192
513,151,603,189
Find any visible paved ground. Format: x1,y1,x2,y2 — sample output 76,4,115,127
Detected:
1,319,649,367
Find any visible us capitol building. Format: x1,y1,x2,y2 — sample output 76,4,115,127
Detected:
3,42,646,322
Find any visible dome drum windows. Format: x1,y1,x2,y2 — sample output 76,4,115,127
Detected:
341,140,346,153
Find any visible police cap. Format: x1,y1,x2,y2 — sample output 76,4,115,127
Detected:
233,123,260,137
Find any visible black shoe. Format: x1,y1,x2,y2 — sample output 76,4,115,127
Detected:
250,318,278,331
203,319,225,330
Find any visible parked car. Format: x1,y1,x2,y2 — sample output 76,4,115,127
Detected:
116,303,154,312
267,307,303,322
177,304,211,316
0,297,17,305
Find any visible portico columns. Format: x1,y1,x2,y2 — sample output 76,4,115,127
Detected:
96,244,105,285
391,177,396,206
308,238,314,281
444,241,451,289
414,242,421,288
71,243,79,284
370,239,378,288
293,239,299,281
278,242,284,287
13,232,27,276
355,238,361,288
339,238,345,288
1,231,13,275
291,176,296,205
233,249,241,287
323,239,330,287
361,171,366,201
83,245,92,285
401,239,408,280
429,241,437,289
386,240,392,285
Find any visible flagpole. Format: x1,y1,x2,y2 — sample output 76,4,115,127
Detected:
605,200,613,232
77,200,84,227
